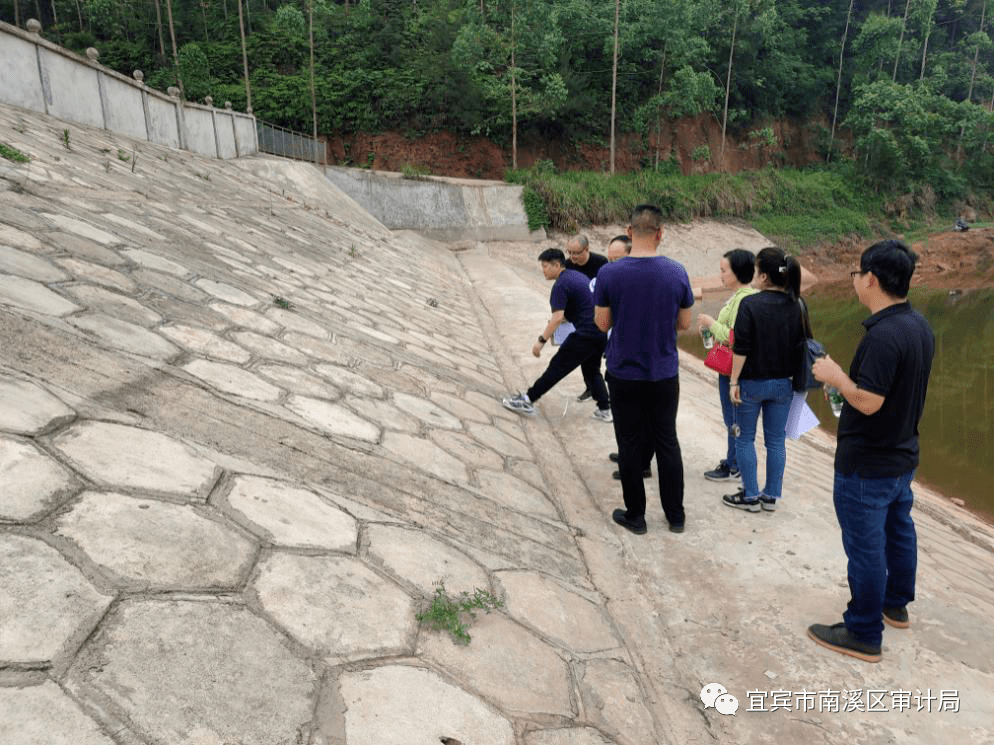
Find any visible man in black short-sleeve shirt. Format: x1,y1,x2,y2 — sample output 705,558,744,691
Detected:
564,234,608,281
808,240,935,663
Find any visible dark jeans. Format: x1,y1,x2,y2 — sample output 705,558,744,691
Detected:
607,373,684,525
527,333,609,409
834,468,917,646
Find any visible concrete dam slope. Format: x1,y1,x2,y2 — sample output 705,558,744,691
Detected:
2,100,994,745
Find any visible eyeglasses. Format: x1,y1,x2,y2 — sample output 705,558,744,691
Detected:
567,249,587,256
850,270,865,279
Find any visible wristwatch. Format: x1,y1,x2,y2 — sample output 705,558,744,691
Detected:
538,335,548,344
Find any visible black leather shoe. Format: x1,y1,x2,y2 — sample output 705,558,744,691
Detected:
612,508,647,535
883,606,910,629
668,522,685,534
807,622,881,663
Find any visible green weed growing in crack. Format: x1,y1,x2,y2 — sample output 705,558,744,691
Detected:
61,128,71,151
271,295,294,310
348,244,360,259
0,142,30,163
426,297,439,308
117,149,130,162
416,581,503,645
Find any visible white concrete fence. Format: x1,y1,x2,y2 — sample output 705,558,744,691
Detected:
0,19,257,159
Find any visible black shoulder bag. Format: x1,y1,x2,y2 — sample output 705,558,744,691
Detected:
795,297,826,391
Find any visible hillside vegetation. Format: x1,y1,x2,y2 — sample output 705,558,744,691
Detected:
4,0,993,213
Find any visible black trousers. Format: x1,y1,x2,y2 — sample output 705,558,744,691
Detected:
607,373,684,525
527,333,609,409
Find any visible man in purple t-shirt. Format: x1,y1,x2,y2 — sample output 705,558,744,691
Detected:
502,248,612,420
594,205,694,534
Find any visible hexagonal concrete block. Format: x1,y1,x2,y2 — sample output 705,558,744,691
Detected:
0,535,113,667
224,475,357,550
381,432,468,484
0,437,77,522
160,324,252,363
51,421,219,499
496,571,619,654
467,421,532,459
577,659,656,745
420,613,574,719
0,275,80,316
476,470,559,519
0,245,68,282
182,359,283,402
0,377,76,435
0,681,116,745
55,491,256,590
195,278,259,306
69,313,181,361
431,430,504,470
393,392,462,430
285,395,380,442
253,554,415,664
335,665,513,745
66,600,317,745
313,364,384,398
366,523,490,597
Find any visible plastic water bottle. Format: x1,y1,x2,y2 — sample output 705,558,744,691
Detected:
825,386,844,417
701,328,714,349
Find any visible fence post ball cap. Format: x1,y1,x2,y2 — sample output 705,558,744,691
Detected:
26,19,42,33
86,47,100,61
133,70,144,82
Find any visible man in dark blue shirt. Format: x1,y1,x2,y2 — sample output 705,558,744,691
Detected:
502,248,611,420
594,205,694,534
809,239,935,663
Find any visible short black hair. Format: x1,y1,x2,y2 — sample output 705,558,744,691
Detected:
538,248,566,265
630,204,663,235
723,248,755,284
860,239,917,298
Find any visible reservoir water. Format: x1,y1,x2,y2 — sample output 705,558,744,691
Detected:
680,286,994,522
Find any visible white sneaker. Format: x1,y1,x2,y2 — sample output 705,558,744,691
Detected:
592,408,613,423
502,393,536,416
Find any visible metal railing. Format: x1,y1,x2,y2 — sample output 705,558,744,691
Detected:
256,120,326,164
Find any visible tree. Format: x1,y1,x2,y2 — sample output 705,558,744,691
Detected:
451,0,567,155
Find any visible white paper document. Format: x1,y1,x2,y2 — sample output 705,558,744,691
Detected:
553,322,575,346
786,391,819,440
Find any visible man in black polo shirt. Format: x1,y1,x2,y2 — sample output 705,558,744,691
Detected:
808,239,935,663
564,234,608,281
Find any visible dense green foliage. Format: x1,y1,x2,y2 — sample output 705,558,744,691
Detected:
507,162,882,245
4,0,993,201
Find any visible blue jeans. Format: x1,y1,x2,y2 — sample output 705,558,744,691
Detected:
734,378,792,500
718,375,738,469
834,469,917,646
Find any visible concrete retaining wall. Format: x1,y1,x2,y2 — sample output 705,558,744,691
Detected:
323,167,542,242
0,19,256,159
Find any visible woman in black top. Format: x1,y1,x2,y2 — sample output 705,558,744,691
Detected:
724,247,806,513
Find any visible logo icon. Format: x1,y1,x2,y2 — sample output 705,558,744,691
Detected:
715,693,739,716
700,683,727,709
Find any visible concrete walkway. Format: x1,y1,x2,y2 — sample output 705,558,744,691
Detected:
1,102,993,745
